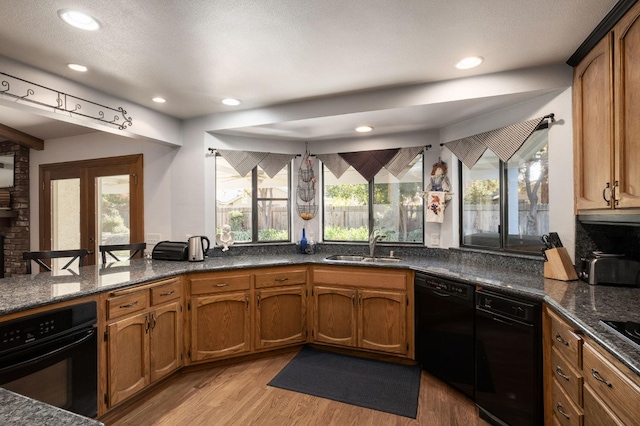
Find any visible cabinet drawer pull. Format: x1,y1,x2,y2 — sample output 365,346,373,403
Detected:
160,290,175,296
591,368,612,387
119,301,139,309
602,182,611,206
215,283,229,287
555,333,569,346
275,277,289,282
555,366,570,381
556,403,570,419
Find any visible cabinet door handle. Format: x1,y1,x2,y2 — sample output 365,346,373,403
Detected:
257,295,261,308
215,283,229,287
145,315,150,334
358,294,362,306
556,403,570,419
275,277,289,282
119,301,139,309
602,182,611,206
160,290,175,296
555,333,569,346
351,294,355,307
612,180,619,206
246,296,249,309
151,313,157,330
591,368,612,387
555,366,570,381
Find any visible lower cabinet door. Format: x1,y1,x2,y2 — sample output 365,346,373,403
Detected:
358,289,407,355
190,291,251,361
150,301,183,382
107,312,150,407
313,286,357,347
255,286,307,350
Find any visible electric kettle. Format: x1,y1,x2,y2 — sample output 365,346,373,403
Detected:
188,236,210,262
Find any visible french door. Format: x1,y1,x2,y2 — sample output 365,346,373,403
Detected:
39,154,144,266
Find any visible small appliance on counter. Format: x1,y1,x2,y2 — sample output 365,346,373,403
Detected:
579,251,640,286
188,235,210,262
151,241,189,261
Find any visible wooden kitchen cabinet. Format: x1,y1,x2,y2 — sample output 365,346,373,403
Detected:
188,271,251,361
574,1,640,212
105,277,183,408
255,285,307,350
312,266,411,356
544,305,640,425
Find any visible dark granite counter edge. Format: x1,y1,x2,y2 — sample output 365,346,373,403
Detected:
0,389,104,426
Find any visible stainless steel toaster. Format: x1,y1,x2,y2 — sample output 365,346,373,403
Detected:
579,252,640,286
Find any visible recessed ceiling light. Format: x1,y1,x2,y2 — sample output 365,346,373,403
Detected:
152,97,167,103
221,98,241,106
455,56,484,70
355,126,373,133
58,9,101,31
67,63,88,72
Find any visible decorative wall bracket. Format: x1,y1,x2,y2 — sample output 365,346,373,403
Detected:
0,72,133,130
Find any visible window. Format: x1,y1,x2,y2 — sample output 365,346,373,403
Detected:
461,126,549,252
323,154,423,242
216,157,290,243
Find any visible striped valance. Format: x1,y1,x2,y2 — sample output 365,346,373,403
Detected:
216,149,296,178
319,146,426,181
442,115,553,169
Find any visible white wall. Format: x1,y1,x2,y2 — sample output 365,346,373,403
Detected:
29,132,178,251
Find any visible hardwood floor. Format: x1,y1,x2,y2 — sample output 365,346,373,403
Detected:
106,350,489,426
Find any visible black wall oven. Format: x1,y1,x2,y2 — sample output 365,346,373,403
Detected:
0,301,97,418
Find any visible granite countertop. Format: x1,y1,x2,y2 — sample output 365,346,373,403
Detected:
0,389,103,426
0,251,639,424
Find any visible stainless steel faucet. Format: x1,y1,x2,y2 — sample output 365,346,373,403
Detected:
369,229,385,257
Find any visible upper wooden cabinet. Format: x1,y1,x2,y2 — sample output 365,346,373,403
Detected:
574,2,640,212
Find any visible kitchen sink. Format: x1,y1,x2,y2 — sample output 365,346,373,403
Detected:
324,255,401,263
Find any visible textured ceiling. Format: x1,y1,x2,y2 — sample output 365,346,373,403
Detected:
0,0,618,123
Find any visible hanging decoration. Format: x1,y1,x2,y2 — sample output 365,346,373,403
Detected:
0,71,133,130
422,158,453,222
296,143,317,220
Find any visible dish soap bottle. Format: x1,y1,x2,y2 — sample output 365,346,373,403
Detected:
300,228,307,253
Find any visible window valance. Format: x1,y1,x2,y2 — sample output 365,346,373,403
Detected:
318,145,427,181
216,149,296,178
442,114,553,168
215,145,428,181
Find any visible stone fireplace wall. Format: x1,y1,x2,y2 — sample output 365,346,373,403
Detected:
0,142,29,277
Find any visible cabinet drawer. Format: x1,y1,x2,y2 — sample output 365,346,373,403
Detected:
583,342,640,425
255,268,307,288
552,378,583,426
583,384,624,426
107,291,148,320
552,346,583,405
313,267,406,290
549,310,583,368
190,273,251,295
151,279,182,305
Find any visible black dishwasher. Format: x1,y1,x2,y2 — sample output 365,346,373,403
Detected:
475,289,542,426
415,273,475,399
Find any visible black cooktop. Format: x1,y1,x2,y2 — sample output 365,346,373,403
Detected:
601,320,640,348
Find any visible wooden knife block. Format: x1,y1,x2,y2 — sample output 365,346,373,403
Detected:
543,247,578,281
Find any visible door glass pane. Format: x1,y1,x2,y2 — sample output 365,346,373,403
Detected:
51,178,80,269
373,155,423,243
97,175,130,256
216,157,252,242
323,166,368,241
257,166,289,241
505,129,549,252
462,151,500,247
